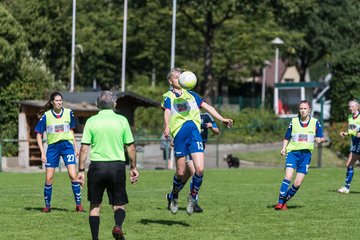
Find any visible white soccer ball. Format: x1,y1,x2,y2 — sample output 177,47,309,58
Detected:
179,71,197,90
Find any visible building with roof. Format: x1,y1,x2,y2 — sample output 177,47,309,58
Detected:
17,91,160,168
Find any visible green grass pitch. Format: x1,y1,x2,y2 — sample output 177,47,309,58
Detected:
1,168,359,240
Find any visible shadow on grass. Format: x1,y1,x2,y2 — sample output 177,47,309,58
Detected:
157,207,187,211
266,205,305,209
327,189,360,194
139,218,190,227
24,207,70,212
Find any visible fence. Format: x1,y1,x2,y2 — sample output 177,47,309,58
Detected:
212,96,262,110
0,138,236,172
0,137,329,172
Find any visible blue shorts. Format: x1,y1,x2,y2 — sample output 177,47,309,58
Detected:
45,140,76,168
173,121,204,157
186,142,206,162
351,137,360,155
285,150,312,174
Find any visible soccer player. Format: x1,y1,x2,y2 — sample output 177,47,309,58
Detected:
337,99,360,194
35,91,84,213
274,100,325,210
77,91,139,240
168,112,220,213
162,68,233,215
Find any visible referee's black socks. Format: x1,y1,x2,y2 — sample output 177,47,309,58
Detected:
89,216,100,240
114,208,126,228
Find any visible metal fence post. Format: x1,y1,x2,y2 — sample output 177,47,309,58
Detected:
317,96,324,168
216,140,219,168
0,140,2,173
239,96,243,111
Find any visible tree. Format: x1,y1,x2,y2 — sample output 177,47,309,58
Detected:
270,0,360,82
0,4,54,154
175,0,290,101
2,0,76,86
330,46,360,122
0,3,27,89
176,1,240,100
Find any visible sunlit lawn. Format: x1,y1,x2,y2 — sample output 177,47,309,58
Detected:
233,146,345,168
1,167,358,240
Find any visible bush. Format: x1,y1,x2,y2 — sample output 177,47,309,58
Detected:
327,122,350,159
134,106,163,138
218,108,287,143
135,107,288,144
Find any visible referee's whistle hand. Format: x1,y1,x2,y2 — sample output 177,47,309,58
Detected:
77,173,85,186
130,168,139,184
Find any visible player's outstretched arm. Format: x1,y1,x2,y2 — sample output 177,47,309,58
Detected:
201,102,233,128
210,124,220,134
315,137,326,144
70,129,78,157
163,109,171,138
280,139,289,156
36,133,46,163
339,131,348,137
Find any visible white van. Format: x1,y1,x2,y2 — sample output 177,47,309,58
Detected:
312,85,331,120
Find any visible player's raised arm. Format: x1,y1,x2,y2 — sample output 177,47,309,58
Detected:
201,102,233,128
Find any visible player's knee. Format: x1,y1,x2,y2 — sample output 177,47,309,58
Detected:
284,173,293,180
176,171,185,179
195,168,204,176
45,177,54,184
346,160,355,168
90,204,101,216
293,179,302,187
69,174,78,182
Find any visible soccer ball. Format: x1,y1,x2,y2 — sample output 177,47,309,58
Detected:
179,71,197,90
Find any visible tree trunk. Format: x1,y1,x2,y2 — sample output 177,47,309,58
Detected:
203,12,215,104
298,55,308,82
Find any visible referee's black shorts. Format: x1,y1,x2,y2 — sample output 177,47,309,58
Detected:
87,161,128,206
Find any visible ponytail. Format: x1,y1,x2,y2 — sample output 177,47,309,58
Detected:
37,92,63,118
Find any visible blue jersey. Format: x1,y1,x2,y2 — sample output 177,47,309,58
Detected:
284,116,323,140
200,113,218,143
162,90,204,111
35,108,76,137
34,108,76,168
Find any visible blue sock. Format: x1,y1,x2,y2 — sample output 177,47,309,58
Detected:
171,175,184,198
44,183,52,208
191,173,203,199
189,179,193,195
278,179,290,204
345,167,354,189
286,185,300,202
189,179,199,201
71,181,81,205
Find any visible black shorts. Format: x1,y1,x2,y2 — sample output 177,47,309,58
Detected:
162,148,171,160
87,161,128,206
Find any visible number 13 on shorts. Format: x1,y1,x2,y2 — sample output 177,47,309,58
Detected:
196,141,204,150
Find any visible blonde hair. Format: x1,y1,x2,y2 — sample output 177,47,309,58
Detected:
349,99,360,110
167,67,183,81
349,99,359,105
